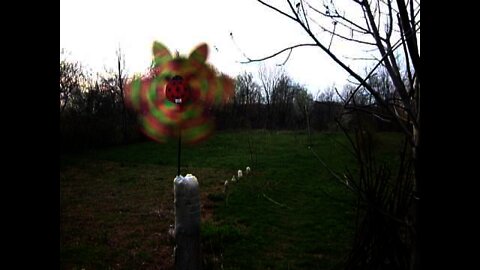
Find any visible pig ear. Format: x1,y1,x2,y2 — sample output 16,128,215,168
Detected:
189,43,208,63
152,41,172,66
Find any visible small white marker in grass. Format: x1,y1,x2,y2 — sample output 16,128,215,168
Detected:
224,180,229,193
238,169,243,179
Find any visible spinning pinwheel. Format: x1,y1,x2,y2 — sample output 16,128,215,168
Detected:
125,41,234,175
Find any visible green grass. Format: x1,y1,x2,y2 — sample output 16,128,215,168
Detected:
60,130,403,269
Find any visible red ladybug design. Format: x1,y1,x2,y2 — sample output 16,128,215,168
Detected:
165,75,191,105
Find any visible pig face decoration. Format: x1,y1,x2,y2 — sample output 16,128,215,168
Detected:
125,42,234,144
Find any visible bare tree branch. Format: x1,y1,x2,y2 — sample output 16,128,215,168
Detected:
344,104,393,123
276,48,293,66
342,55,380,62
363,0,409,106
328,21,337,50
334,86,347,103
240,43,317,63
300,0,310,30
308,15,377,46
287,0,302,22
396,0,420,81
376,0,381,33
342,29,419,141
398,13,414,96
230,32,253,61
380,0,399,13
251,0,420,143
386,0,394,40
360,2,373,34
257,0,298,22
305,0,371,34
413,5,420,20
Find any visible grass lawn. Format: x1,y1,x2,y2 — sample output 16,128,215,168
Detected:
60,130,403,269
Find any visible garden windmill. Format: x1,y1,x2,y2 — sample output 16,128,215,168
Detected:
124,41,234,270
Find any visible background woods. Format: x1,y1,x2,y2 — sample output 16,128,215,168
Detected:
61,58,401,153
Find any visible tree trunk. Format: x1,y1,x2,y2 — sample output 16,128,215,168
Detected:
117,58,128,144
411,124,421,270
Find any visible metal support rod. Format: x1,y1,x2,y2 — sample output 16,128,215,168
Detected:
177,130,181,176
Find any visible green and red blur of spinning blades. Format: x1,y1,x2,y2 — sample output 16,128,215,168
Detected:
125,41,235,144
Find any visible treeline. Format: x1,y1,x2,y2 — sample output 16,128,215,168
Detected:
215,70,338,131
215,67,401,132
60,51,400,153
60,51,144,153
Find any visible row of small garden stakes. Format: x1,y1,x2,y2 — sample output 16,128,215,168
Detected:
171,166,251,270
224,166,251,194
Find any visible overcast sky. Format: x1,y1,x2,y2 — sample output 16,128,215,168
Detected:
61,0,406,95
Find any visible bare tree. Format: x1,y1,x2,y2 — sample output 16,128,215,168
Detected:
95,48,129,143
240,1,420,269
115,48,128,143
60,51,86,113
235,72,262,106
293,85,314,141
317,85,337,102
243,0,420,147
257,65,287,129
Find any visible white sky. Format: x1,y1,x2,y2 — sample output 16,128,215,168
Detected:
60,0,410,95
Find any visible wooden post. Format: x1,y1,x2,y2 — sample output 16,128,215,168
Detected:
174,174,201,270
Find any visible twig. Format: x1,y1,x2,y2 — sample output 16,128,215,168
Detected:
177,130,181,176
308,145,354,192
240,44,317,64
276,48,293,66
305,0,371,34
307,15,377,46
262,193,291,209
328,21,337,50
257,0,297,22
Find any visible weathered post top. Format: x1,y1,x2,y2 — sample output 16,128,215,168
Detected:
173,174,201,270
